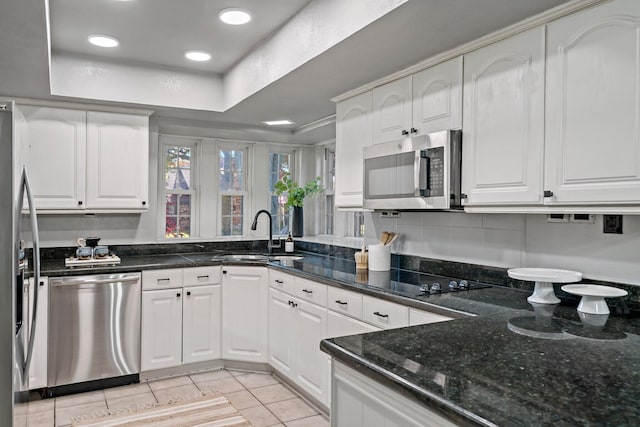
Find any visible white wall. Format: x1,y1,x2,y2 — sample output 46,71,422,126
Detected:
366,211,640,286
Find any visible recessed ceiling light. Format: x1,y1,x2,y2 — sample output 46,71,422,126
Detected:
263,120,294,126
185,50,212,62
88,34,119,48
219,8,251,25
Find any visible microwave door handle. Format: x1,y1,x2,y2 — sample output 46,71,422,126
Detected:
419,150,431,197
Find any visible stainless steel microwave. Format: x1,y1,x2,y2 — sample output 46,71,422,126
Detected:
363,130,462,210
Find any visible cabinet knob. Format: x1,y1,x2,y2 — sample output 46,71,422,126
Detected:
176,292,181,297
410,127,418,134
142,201,147,206
222,270,227,274
78,201,83,206
401,129,409,136
461,193,468,199
187,291,191,296
544,190,554,198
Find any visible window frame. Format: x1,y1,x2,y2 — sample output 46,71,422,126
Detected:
216,141,251,237
268,146,296,237
158,135,199,240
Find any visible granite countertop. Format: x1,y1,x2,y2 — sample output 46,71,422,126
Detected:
34,247,640,425
321,301,640,426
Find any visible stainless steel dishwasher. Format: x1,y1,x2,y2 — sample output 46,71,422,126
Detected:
48,273,141,387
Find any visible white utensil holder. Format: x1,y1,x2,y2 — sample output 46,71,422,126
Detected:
368,244,391,271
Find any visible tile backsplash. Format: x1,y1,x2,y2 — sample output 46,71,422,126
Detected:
366,211,640,286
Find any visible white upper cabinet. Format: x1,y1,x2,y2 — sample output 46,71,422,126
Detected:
20,106,87,210
412,56,463,135
18,105,149,213
372,76,413,143
462,27,546,206
86,112,149,209
545,0,640,205
335,91,373,208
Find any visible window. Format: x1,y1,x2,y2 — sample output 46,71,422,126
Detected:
218,145,247,236
324,147,336,235
270,151,293,235
162,141,195,238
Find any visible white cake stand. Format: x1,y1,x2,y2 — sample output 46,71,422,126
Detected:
561,284,628,315
507,268,582,304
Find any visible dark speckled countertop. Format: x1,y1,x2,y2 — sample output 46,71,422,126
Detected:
34,246,640,426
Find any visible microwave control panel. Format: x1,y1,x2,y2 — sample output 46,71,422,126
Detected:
424,147,444,197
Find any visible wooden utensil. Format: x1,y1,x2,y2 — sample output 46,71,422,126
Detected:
380,231,389,245
386,233,399,245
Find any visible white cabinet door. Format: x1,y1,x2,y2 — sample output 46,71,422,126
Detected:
412,56,463,135
183,285,221,364
327,310,380,338
86,112,149,209
20,106,86,210
372,76,413,144
295,299,329,407
221,267,268,363
141,289,183,371
545,0,640,204
332,362,458,427
462,27,545,205
27,277,48,389
335,91,372,207
268,288,295,379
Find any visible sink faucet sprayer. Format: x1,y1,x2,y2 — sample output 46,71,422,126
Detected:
250,209,282,254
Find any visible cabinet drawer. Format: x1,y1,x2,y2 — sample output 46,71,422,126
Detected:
327,287,363,320
142,269,183,290
362,296,409,329
269,269,295,294
294,277,327,307
183,266,221,287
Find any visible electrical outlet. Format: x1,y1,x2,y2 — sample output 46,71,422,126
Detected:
546,213,568,223
380,211,400,218
603,215,623,234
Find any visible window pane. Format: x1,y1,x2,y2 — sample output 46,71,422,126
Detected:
326,194,334,235
179,217,191,238
221,195,243,236
165,145,191,190
165,217,177,238
179,194,191,215
270,153,290,190
166,194,177,216
219,149,244,191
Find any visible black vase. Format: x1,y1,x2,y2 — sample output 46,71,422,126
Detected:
292,206,303,237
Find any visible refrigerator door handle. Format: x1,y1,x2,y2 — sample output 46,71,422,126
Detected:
16,167,40,379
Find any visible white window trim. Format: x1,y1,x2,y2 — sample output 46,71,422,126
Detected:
157,135,200,240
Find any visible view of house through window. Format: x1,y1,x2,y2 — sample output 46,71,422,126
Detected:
270,152,292,235
164,145,193,238
219,147,246,236
324,147,336,235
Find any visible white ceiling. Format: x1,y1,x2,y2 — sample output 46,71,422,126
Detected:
0,0,573,144
50,0,311,74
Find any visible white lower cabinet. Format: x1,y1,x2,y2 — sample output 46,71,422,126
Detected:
141,267,221,371
222,266,268,363
182,285,222,364
27,277,48,389
141,288,183,371
268,287,330,407
332,361,458,427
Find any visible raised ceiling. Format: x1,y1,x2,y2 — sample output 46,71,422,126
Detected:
0,0,576,143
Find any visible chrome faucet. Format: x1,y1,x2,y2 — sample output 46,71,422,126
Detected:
250,209,282,254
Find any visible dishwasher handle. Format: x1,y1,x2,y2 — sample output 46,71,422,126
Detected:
52,276,140,287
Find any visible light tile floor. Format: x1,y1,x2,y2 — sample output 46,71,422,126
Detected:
14,369,329,427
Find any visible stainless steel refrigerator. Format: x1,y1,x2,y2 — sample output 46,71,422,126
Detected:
0,101,42,426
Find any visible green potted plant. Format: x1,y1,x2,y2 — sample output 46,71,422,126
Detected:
274,172,325,237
